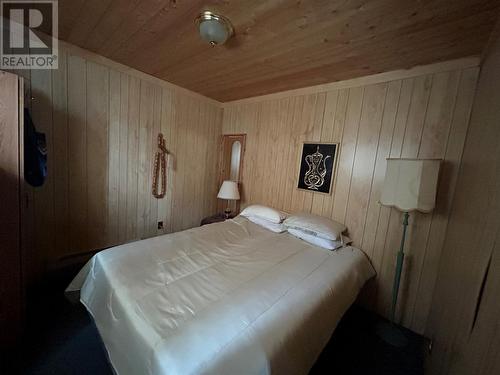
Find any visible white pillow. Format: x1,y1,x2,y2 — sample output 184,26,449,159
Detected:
288,228,352,250
246,216,287,233
284,212,346,241
240,204,287,224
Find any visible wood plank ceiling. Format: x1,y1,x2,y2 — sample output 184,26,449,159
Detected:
57,0,500,102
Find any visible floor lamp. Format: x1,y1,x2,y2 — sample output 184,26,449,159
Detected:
377,158,441,347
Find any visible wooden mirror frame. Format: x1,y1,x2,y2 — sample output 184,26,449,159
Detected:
217,134,246,214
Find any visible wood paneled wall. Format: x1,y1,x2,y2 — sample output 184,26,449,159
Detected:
14,44,222,274
222,59,479,334
426,23,500,375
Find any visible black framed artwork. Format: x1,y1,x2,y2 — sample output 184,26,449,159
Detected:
297,143,338,194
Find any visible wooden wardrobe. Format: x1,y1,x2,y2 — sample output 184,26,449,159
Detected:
0,71,24,351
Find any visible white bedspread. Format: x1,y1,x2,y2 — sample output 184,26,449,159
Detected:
67,216,375,375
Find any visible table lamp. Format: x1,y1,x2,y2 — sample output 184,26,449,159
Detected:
217,180,240,218
377,158,441,346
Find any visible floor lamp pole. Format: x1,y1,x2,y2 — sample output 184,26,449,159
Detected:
376,211,409,347
391,211,409,323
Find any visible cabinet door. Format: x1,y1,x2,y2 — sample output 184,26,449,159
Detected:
0,71,22,349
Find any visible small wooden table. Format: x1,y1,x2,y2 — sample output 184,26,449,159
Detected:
200,213,235,226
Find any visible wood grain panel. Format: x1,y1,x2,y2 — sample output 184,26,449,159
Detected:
117,73,129,243
426,25,500,375
412,68,479,333
171,94,187,233
149,85,163,237
331,87,363,224
51,50,69,259
396,72,453,326
31,68,54,267
67,55,88,255
344,83,386,247
18,42,222,271
223,63,479,334
0,71,22,348
137,82,154,239
86,62,109,250
159,88,175,234
52,0,500,101
126,76,140,241
108,69,121,245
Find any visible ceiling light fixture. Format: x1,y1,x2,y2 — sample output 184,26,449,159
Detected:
195,10,234,46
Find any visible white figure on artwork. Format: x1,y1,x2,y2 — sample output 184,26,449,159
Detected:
304,146,330,190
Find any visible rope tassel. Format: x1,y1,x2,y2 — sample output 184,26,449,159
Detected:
152,133,168,199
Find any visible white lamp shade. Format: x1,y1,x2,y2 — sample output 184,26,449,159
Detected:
380,159,441,213
217,180,240,200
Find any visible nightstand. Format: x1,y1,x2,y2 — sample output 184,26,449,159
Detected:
200,213,235,226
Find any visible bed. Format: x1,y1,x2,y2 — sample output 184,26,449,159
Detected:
67,215,375,375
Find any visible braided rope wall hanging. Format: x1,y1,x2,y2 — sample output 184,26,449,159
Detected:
152,133,168,199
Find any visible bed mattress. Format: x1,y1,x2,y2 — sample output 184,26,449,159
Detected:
67,216,375,375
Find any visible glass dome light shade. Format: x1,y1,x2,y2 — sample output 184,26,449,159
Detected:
196,11,234,46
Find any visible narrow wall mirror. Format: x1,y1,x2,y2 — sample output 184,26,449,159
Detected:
229,141,242,181
218,134,246,214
